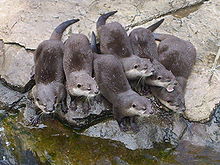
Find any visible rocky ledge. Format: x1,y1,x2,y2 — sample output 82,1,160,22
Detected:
0,0,219,151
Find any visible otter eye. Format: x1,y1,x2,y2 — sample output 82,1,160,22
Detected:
132,104,136,108
77,84,82,88
167,100,172,103
134,64,138,69
157,76,162,80
36,98,40,102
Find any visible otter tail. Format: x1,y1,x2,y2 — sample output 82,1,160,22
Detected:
91,31,98,53
153,33,174,41
147,19,164,32
50,19,80,40
96,11,117,29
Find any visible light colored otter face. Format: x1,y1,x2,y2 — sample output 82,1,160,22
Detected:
151,85,185,113
119,95,154,117
145,63,177,92
67,73,99,97
122,56,154,80
32,85,58,114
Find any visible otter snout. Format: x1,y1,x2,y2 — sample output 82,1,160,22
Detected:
45,105,56,113
94,90,99,95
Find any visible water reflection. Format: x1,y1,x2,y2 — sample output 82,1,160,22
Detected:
0,111,220,165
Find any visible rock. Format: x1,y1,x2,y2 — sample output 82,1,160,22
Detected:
112,157,129,165
0,43,34,92
96,158,112,165
0,40,4,68
184,70,220,122
131,0,220,122
57,95,113,129
0,0,205,49
82,113,187,150
0,82,24,111
181,106,220,152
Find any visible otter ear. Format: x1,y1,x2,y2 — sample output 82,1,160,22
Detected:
147,19,164,32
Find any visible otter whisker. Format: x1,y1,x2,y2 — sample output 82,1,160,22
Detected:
86,96,91,107
30,111,44,125
136,75,144,88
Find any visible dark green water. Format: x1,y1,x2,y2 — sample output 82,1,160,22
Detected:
0,111,220,165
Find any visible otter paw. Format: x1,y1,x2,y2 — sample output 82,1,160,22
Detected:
130,116,140,133
118,118,130,132
130,121,140,133
30,115,40,126
61,103,68,113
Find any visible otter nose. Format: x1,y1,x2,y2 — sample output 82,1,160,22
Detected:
46,105,55,113
95,91,99,94
87,88,91,91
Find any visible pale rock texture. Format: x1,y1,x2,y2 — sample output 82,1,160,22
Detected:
0,44,34,91
0,0,205,49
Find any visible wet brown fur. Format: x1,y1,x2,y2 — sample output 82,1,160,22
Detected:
94,55,154,132
33,19,79,114
129,26,177,91
155,33,196,85
96,12,154,80
63,34,99,97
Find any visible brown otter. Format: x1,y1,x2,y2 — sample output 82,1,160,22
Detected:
33,19,79,115
94,54,154,132
129,19,164,61
96,11,154,80
63,34,99,98
128,21,185,112
128,21,177,92
154,33,197,88
150,82,186,113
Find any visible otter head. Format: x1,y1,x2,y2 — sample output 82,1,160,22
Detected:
67,72,99,97
117,92,154,117
122,56,154,80
151,84,185,113
32,83,65,113
145,60,177,92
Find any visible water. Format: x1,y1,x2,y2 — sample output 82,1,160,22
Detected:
0,111,220,165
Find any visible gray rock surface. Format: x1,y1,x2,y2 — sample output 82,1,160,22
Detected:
83,114,187,150
0,40,4,68
182,106,220,152
57,95,112,129
0,82,24,110
0,0,206,49
0,43,34,92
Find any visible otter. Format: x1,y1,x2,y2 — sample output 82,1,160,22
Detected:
96,11,154,80
63,33,99,98
154,33,197,88
129,19,164,61
145,59,177,92
150,82,186,113
33,19,79,116
94,55,154,132
128,20,177,92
